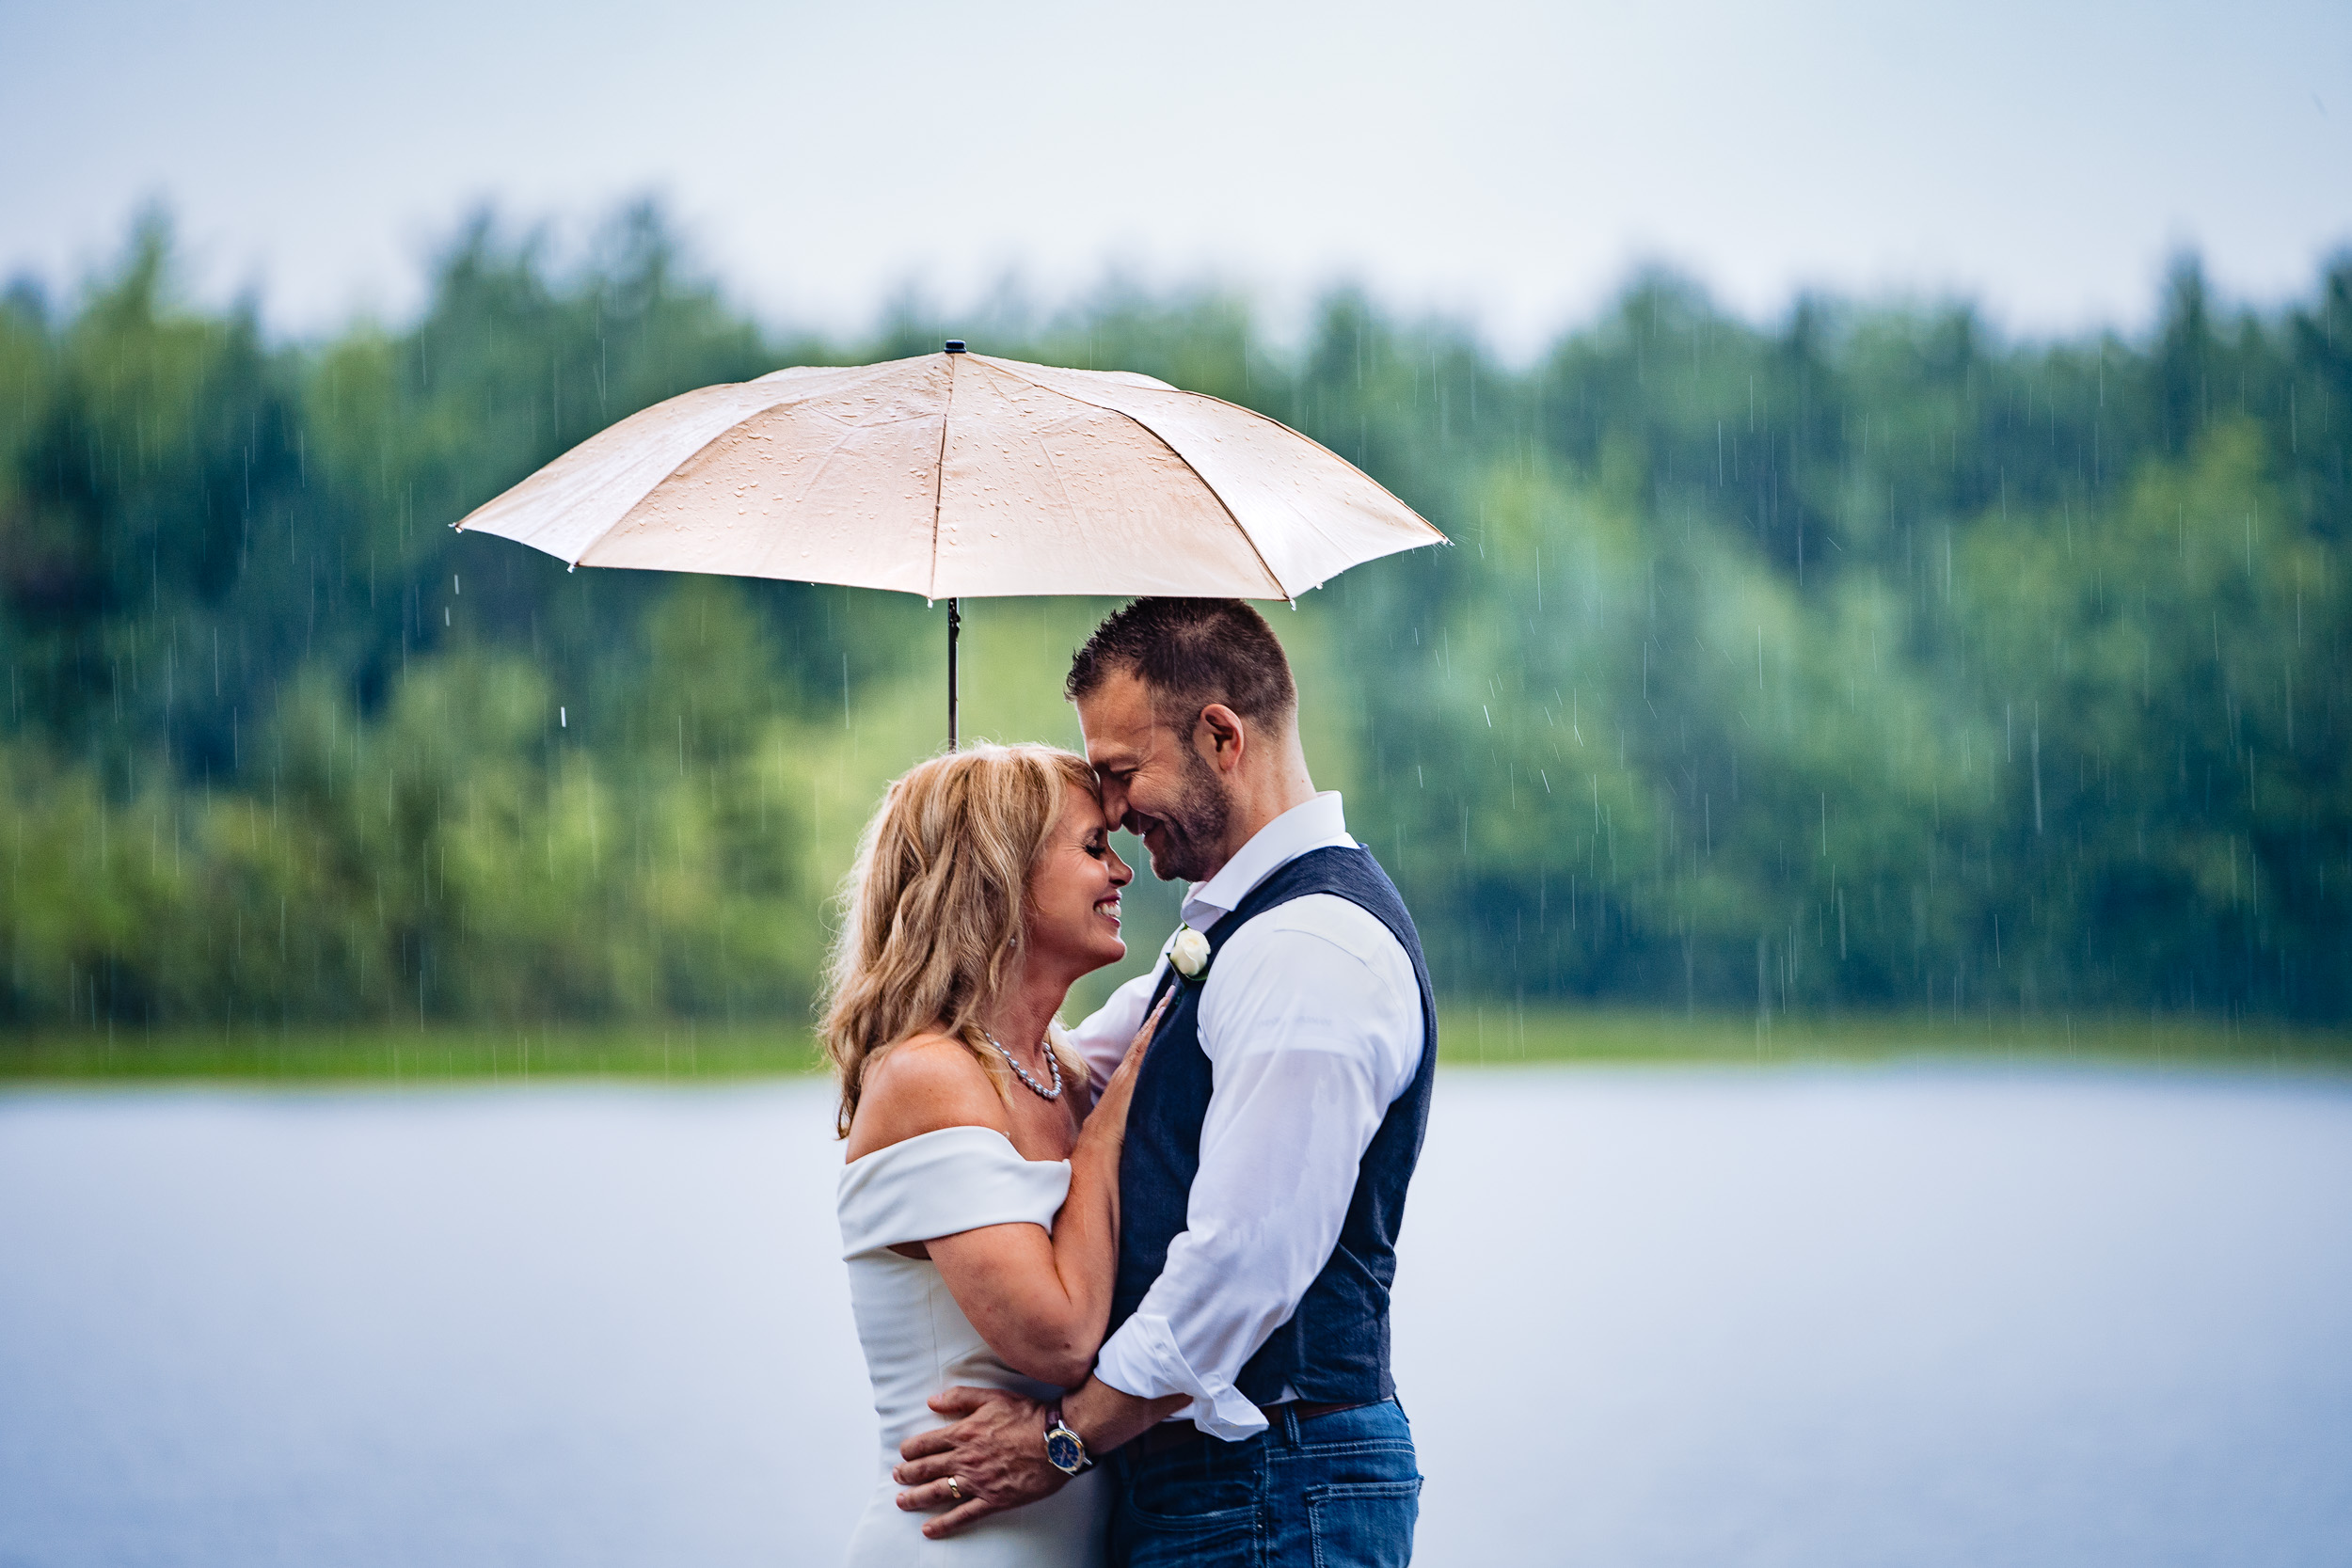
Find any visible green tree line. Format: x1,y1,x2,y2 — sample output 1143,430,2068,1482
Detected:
1,203,2344,1031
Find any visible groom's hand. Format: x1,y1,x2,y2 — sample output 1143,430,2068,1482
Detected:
893,1386,1063,1539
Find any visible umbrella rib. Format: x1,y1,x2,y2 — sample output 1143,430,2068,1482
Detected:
929,356,955,601
567,414,763,569
586,409,877,572
747,417,889,576
1034,439,1090,555
1104,407,1291,599
455,391,761,558
561,358,918,564
977,359,1293,598
496,383,829,566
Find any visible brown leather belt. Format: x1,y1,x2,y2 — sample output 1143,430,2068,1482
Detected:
1131,1401,1367,1457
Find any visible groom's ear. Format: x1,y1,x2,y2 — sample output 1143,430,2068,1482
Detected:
1195,704,1247,772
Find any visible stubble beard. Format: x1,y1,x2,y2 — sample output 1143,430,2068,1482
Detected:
1140,746,1231,884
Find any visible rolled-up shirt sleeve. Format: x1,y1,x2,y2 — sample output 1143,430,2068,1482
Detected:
1091,898,1422,1439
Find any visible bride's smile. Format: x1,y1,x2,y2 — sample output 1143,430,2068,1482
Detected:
1020,787,1134,977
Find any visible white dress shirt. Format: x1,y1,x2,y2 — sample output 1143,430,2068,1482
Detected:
1068,792,1424,1440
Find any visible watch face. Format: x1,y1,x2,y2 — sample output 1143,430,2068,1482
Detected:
1045,1428,1085,1473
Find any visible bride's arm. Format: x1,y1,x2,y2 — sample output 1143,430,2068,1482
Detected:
921,999,1167,1387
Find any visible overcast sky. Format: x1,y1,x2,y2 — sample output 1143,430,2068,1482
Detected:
3,0,2346,355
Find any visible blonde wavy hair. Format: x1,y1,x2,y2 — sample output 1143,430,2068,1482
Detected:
820,743,1102,1137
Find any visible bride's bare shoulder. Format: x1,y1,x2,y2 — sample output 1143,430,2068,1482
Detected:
843,1031,1009,1160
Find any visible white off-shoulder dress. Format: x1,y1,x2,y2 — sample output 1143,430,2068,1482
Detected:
836,1126,1108,1568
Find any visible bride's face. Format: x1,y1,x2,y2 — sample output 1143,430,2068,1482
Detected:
1023,781,1133,976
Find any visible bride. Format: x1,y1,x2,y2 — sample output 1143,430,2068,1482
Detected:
824,744,1165,1567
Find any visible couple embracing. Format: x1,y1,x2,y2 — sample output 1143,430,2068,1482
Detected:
825,597,1437,1568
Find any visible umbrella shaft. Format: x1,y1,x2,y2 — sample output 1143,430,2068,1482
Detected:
947,598,961,752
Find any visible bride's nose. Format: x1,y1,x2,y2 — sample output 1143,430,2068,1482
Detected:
1108,848,1133,887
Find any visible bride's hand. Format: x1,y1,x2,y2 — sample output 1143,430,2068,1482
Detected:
1083,992,1170,1139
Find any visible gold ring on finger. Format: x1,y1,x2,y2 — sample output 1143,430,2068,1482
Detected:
946,1476,964,1503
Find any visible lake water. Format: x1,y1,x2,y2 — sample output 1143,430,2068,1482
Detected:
3,1065,2347,1566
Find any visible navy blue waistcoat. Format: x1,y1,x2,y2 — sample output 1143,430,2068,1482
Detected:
1107,844,1438,1407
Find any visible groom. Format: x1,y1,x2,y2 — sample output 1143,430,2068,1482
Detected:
892,597,1437,1566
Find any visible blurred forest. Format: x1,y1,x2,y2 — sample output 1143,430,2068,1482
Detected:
2,203,2346,1034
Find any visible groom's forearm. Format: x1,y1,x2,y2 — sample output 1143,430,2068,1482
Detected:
1064,1378,1189,1456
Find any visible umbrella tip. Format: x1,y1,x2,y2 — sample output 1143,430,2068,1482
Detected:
944,340,966,354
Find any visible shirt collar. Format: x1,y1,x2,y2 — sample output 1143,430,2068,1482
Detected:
1181,792,1353,929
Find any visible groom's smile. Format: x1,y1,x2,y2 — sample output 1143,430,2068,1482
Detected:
1074,671,1234,886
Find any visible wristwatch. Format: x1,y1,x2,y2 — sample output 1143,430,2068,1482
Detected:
1043,1405,1090,1475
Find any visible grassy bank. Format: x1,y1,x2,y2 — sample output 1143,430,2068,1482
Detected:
3,1006,2346,1084
1436,1004,2352,1071
0,1022,822,1083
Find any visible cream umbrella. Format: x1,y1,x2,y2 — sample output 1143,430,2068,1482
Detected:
453,341,1446,744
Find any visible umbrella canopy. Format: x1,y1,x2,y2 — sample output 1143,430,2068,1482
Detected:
453,348,1444,600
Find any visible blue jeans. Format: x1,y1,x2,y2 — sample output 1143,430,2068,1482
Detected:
1105,1399,1422,1568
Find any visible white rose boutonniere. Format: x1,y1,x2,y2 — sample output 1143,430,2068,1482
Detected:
1168,925,1212,982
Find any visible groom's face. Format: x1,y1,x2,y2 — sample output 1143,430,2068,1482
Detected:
1075,671,1232,885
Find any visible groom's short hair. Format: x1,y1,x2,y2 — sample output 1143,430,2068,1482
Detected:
1066,597,1297,730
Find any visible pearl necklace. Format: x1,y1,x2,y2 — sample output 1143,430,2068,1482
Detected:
983,1030,1064,1101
